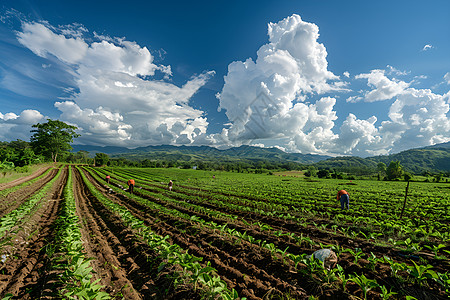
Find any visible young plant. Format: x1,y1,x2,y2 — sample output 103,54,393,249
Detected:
349,274,379,300
407,261,435,286
379,285,397,300
336,265,350,292
345,248,365,264
424,244,447,259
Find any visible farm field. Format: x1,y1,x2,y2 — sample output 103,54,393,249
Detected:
0,166,448,299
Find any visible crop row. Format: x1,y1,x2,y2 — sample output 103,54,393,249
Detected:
90,167,449,299
78,167,243,300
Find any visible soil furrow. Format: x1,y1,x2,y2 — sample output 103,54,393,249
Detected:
83,169,311,299
0,168,59,219
0,166,52,191
0,166,65,299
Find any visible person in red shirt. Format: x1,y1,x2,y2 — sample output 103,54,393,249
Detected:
127,179,135,194
106,175,110,184
337,189,350,210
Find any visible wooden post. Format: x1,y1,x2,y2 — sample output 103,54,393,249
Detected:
399,181,410,219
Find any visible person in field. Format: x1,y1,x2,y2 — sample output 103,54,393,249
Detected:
168,180,173,191
106,175,110,184
337,189,350,210
127,179,135,194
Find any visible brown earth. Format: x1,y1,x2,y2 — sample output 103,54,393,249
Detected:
0,165,52,191
98,169,448,300
0,165,447,300
0,167,58,219
0,165,65,299
73,168,202,300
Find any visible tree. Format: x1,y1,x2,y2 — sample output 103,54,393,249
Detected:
386,160,403,180
317,169,330,178
304,166,317,177
30,119,79,162
377,162,386,180
95,153,110,166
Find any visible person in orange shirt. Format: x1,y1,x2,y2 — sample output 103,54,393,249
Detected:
127,179,135,194
337,189,349,210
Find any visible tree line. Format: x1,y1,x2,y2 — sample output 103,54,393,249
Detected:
1,119,448,182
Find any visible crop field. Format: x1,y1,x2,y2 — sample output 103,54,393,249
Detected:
0,165,448,299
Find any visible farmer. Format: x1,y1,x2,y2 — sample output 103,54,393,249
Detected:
168,180,173,191
106,175,110,184
337,189,350,210
307,248,337,269
127,179,135,194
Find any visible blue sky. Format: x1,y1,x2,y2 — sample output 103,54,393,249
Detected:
0,0,449,157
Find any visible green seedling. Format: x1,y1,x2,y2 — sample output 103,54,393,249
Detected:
349,274,379,300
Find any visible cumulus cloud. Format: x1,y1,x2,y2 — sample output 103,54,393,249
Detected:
216,14,450,156
11,20,214,147
355,69,409,102
0,109,45,141
216,14,343,153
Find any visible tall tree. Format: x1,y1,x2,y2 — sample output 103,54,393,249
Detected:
95,152,110,166
30,119,79,162
386,160,403,180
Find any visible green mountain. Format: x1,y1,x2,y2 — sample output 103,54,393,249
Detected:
71,144,330,164
72,141,450,173
314,142,450,174
367,142,450,173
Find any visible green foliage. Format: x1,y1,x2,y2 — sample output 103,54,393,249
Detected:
386,160,403,180
0,140,41,168
304,166,317,177
94,153,110,166
30,119,79,162
349,274,379,300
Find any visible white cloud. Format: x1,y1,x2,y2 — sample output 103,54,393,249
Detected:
355,69,409,102
0,109,45,141
422,44,433,51
386,65,409,76
12,20,214,147
216,14,450,156
444,72,450,85
216,14,343,153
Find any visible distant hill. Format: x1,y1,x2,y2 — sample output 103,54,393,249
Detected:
367,142,450,173
314,141,450,174
72,141,450,173
71,144,330,165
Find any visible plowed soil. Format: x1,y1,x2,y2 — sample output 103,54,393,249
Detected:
0,166,65,299
0,165,52,191
89,168,448,300
0,168,59,218
0,165,447,300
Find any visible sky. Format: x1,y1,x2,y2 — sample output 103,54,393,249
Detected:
0,0,449,157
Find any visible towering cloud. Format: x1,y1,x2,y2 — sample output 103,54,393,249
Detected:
3,20,214,147
217,14,450,156
216,14,343,153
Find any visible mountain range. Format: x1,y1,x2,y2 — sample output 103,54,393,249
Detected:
71,141,450,173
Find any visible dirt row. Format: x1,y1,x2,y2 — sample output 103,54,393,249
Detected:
132,178,450,272
0,166,66,299
98,170,448,299
0,167,59,219
73,168,203,300
85,169,363,299
0,165,52,191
